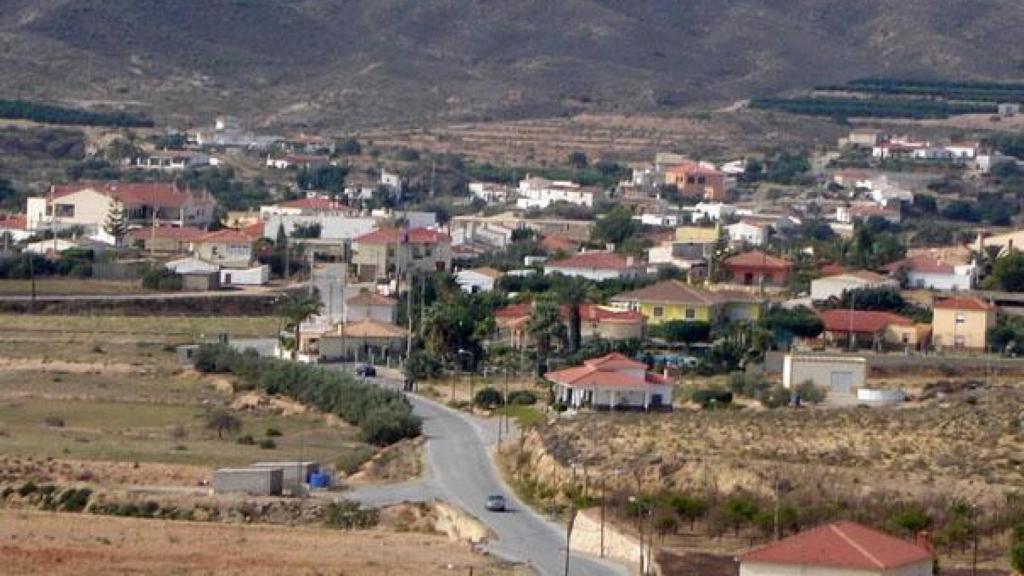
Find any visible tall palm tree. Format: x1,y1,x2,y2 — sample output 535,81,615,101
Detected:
279,293,322,358
421,302,455,360
526,298,566,376
558,278,598,354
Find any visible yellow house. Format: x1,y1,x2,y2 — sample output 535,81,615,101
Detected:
931,297,996,351
610,280,762,325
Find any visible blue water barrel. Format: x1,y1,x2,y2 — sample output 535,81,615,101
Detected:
308,473,331,488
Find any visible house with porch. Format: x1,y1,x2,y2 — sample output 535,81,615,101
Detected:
610,280,762,325
818,309,930,351
545,352,673,411
26,182,215,234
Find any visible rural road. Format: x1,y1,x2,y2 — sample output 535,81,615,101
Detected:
339,369,629,576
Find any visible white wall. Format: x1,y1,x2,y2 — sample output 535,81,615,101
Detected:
220,265,269,286
740,560,931,576
906,271,971,291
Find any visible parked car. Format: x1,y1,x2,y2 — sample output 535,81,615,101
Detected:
355,364,376,377
485,494,507,512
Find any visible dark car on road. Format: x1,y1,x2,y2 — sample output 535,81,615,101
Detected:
355,364,376,377
485,494,507,512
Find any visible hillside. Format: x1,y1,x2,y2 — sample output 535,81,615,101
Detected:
3,0,1024,130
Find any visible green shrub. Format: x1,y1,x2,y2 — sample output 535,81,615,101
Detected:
758,385,791,409
795,380,828,404
324,500,379,530
236,434,256,445
473,387,504,408
17,481,37,497
265,427,282,437
692,389,732,409
258,439,276,449
507,390,538,405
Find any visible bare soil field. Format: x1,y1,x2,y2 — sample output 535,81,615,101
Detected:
360,111,842,165
0,509,519,576
0,279,147,296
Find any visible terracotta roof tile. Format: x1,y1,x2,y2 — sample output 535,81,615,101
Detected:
724,250,792,270
547,251,636,271
126,226,206,242
933,297,994,311
545,352,662,389
738,521,932,570
355,227,451,245
334,320,409,339
612,280,717,305
195,229,253,244
818,309,914,333
51,181,212,208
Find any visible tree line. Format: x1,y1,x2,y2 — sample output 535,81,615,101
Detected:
0,99,154,127
751,97,996,120
192,345,421,446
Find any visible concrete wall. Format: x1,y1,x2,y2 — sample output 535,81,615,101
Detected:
782,355,866,394
569,508,647,574
213,467,283,496
250,461,318,490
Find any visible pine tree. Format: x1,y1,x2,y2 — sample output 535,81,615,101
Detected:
103,203,129,246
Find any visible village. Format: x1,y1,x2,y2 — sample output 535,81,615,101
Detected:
2,103,1024,576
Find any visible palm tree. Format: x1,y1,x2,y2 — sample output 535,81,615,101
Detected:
421,302,455,360
279,293,322,358
558,278,598,354
526,298,566,376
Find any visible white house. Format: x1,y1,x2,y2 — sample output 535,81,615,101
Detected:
545,353,673,410
24,238,81,255
640,213,680,227
945,142,979,160
468,182,512,204
516,176,594,209
689,202,736,223
380,169,403,194
544,251,643,281
456,266,504,293
726,221,768,247
738,521,932,576
782,354,867,396
810,270,900,302
132,150,210,171
884,254,975,291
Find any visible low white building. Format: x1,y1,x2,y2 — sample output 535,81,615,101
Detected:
516,176,594,209
544,251,643,281
884,254,975,291
810,270,899,302
468,182,512,204
220,265,270,286
782,354,866,396
689,202,736,223
640,213,680,227
545,353,673,410
725,221,768,247
456,266,503,293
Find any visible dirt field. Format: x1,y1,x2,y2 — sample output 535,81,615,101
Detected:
0,279,147,295
0,315,369,485
0,509,520,576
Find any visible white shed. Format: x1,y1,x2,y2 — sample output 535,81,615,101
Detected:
782,354,866,396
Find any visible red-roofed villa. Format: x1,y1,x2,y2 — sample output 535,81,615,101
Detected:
737,521,933,576
545,352,672,410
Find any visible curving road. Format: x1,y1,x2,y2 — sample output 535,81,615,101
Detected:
344,371,629,576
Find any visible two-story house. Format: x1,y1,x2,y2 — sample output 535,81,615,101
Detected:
664,161,727,201
352,227,452,281
611,280,762,325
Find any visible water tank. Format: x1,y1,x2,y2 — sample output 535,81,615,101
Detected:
308,472,332,489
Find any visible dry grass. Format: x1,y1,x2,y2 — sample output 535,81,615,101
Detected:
0,279,147,295
0,509,519,576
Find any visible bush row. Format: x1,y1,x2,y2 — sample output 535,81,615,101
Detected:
751,97,996,119
0,99,154,127
193,345,421,446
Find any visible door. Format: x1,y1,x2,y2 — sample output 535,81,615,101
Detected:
830,371,854,394
224,273,232,285
650,394,663,408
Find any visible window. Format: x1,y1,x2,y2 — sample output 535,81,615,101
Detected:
653,307,664,317
697,176,706,184
685,308,696,320
686,176,696,184
955,313,966,324
55,204,75,218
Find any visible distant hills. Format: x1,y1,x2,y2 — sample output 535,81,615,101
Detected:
3,0,1024,129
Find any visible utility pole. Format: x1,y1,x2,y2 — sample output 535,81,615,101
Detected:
406,272,414,360
564,502,577,576
599,478,606,558
848,289,856,351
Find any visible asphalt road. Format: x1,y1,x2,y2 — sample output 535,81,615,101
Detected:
340,369,629,576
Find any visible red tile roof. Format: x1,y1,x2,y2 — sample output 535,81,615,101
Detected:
494,303,643,324
724,250,792,270
545,352,668,389
612,280,717,305
883,254,955,275
666,160,723,177
51,182,211,208
195,229,253,244
0,214,27,230
126,226,206,242
354,227,451,245
241,222,265,240
738,521,932,570
934,297,995,311
819,263,847,276
818,309,914,334
547,251,636,271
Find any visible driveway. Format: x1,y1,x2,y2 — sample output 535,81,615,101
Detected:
338,369,628,576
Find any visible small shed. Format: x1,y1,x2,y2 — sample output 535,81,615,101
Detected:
213,467,283,496
220,265,270,287
783,354,866,395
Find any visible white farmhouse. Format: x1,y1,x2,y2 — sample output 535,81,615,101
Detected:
883,254,975,291
544,251,643,281
516,176,594,209
725,220,768,247
545,353,673,410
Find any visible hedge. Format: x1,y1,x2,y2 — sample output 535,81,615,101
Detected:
193,345,421,446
